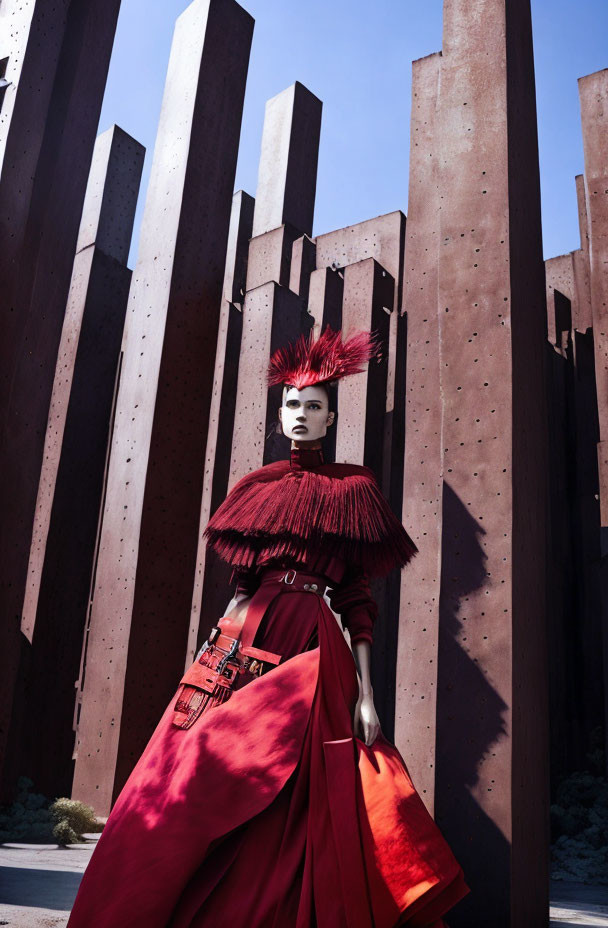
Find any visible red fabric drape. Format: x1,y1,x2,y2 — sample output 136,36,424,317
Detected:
67,583,469,928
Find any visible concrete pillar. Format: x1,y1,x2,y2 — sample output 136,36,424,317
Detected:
315,211,406,501
573,174,593,333
578,68,608,772
334,258,397,731
396,52,443,808
307,267,344,335
229,283,308,485
433,0,550,923
13,126,144,799
187,190,254,665
335,259,393,473
251,81,321,239
193,81,322,658
546,254,575,349
289,234,317,302
0,0,122,798
71,0,253,815
579,71,608,538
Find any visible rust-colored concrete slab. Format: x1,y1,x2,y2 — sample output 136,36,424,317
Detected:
188,190,254,664
289,234,317,302
308,267,344,333
222,191,255,305
17,127,143,800
228,282,307,486
335,257,397,734
335,258,393,476
396,51,442,811
573,174,593,333
546,254,575,348
251,81,322,239
71,0,253,816
0,0,122,801
245,223,301,290
434,0,549,923
579,70,608,531
315,211,406,500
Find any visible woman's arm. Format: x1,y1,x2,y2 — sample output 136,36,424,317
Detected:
352,640,381,746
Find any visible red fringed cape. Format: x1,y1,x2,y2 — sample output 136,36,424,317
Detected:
204,457,418,577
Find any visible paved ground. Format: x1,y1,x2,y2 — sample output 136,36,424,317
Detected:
1,837,607,926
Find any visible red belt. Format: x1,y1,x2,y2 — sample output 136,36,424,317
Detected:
172,568,329,729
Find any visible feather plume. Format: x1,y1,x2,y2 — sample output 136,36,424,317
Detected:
267,325,382,389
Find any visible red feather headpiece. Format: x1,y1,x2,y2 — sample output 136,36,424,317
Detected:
267,326,381,389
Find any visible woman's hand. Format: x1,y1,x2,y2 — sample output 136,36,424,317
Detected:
355,689,381,746
352,639,381,746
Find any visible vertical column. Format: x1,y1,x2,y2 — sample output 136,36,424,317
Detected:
573,174,593,333
545,254,574,349
335,258,395,728
395,52,442,807
434,0,549,924
14,127,144,799
227,82,322,486
0,0,122,798
229,283,308,484
194,82,321,655
252,81,321,239
72,0,253,815
578,69,608,772
314,211,406,503
187,190,254,663
306,267,343,463
308,267,344,334
579,71,608,542
245,83,322,293
334,259,392,473
289,234,317,302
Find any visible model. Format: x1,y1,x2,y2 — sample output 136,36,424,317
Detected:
67,326,470,928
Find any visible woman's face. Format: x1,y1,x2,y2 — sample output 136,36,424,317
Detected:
278,385,335,444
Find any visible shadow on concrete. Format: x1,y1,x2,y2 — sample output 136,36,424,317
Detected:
434,483,511,926
0,865,82,910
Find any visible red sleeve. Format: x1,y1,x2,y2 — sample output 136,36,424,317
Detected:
229,565,260,599
326,565,378,646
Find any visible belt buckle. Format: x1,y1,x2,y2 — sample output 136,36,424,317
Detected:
282,568,297,585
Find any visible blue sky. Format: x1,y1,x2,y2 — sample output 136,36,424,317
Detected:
97,0,608,268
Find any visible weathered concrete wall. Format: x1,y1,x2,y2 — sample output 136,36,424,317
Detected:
396,52,443,810
72,0,254,815
14,126,144,800
578,68,608,768
0,0,122,800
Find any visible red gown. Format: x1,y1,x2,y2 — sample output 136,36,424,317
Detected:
67,446,469,928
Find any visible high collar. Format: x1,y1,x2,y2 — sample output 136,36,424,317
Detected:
289,445,325,471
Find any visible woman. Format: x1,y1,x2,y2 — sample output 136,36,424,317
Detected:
67,327,469,928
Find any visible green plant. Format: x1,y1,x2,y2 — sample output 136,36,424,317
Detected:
49,797,103,845
550,732,608,886
0,776,103,846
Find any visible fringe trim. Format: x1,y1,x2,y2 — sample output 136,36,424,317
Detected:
172,682,232,730
204,466,418,578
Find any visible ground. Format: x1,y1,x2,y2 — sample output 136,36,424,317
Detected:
0,836,607,926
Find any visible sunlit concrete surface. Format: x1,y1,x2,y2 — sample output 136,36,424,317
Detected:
1,839,607,928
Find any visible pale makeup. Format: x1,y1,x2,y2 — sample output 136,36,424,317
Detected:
278,385,335,444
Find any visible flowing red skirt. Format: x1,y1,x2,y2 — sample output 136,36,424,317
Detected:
67,583,469,927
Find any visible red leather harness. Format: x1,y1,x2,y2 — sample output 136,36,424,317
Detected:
172,568,329,729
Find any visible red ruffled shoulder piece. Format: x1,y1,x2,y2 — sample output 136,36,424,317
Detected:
204,460,418,577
